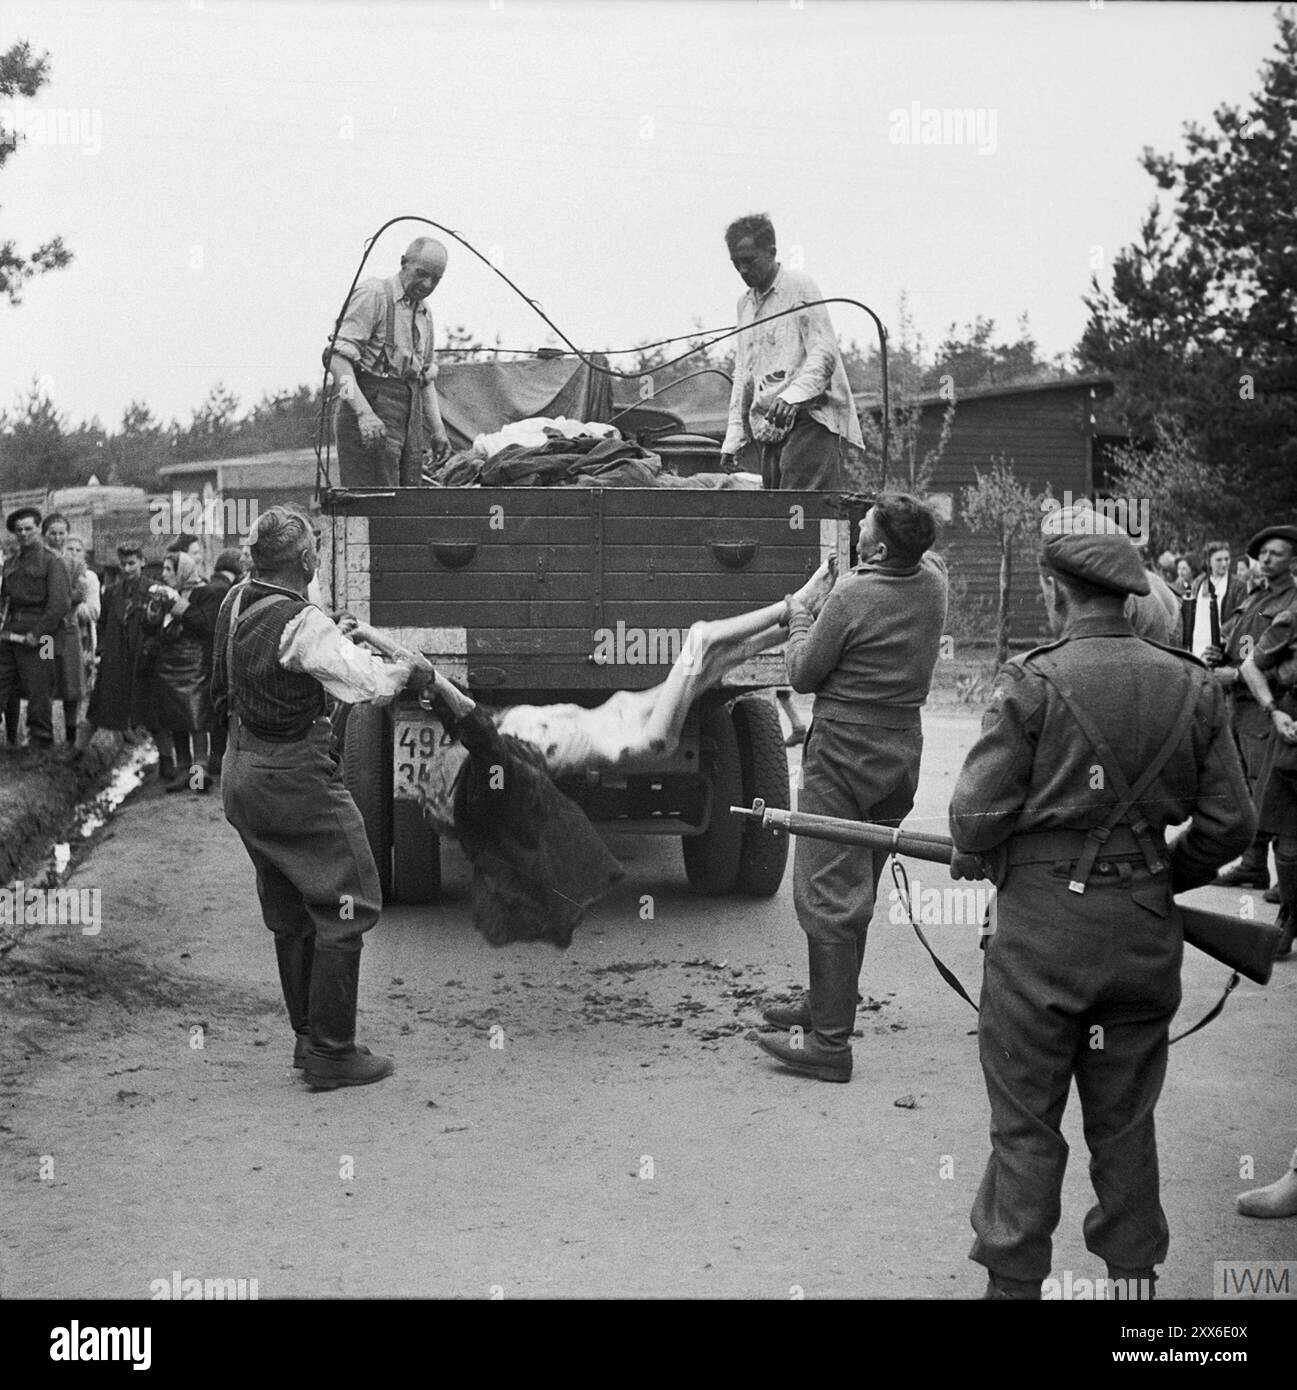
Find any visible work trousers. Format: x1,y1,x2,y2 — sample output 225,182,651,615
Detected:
737,417,852,491
971,861,1181,1282
0,638,55,746
221,716,381,954
335,370,427,488
792,717,922,952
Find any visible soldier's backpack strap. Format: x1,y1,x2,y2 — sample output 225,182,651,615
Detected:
224,587,293,721
1029,657,1200,893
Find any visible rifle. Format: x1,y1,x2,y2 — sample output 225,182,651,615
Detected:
731,801,1282,987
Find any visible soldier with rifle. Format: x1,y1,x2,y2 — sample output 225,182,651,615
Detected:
947,504,1255,1299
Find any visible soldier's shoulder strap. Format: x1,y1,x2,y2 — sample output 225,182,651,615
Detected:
1136,638,1210,668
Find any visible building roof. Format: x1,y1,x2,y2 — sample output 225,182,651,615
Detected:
853,373,1115,413
158,447,318,488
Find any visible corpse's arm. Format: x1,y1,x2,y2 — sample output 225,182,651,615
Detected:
948,668,1041,854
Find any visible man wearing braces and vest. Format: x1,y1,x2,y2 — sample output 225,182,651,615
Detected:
325,237,453,488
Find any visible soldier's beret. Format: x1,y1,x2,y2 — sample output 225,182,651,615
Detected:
1039,504,1150,596
5,505,42,533
1246,524,1297,559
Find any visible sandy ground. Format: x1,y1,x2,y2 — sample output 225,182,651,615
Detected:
1,706,1294,1301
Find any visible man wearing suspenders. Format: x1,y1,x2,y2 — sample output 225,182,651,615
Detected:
213,507,430,1090
326,238,452,488
949,504,1255,1299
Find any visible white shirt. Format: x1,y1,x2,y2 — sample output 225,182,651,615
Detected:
1191,573,1229,659
722,267,864,456
277,605,408,706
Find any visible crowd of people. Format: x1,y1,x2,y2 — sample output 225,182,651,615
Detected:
0,508,245,791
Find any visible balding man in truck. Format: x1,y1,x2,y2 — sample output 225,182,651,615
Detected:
325,237,453,488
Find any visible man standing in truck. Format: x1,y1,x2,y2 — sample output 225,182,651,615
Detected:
718,213,865,491
325,237,453,488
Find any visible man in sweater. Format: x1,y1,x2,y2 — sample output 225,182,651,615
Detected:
718,214,864,491
754,493,948,1082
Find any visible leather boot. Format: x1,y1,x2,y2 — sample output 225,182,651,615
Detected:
1215,835,1272,889
1105,1266,1156,1299
1273,853,1297,959
762,994,812,1029
753,941,856,1082
273,934,314,1068
302,949,394,1090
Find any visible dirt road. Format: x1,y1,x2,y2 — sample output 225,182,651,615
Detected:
2,710,1294,1299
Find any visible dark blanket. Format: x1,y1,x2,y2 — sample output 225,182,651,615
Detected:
441,703,625,948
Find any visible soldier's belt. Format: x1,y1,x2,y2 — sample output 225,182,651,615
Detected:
1006,826,1151,867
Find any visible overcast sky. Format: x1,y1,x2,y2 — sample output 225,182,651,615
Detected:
0,0,1282,429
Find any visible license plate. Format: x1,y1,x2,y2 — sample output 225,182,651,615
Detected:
393,714,460,803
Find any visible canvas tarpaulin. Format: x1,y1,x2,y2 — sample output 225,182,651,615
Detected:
435,355,614,452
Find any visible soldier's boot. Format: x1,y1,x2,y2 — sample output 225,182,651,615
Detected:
302,949,394,1091
1237,1154,1297,1218
1272,850,1297,959
983,1272,1042,1300
761,995,812,1029
753,942,855,1082
1215,834,1272,889
1105,1266,1156,1300
273,933,314,1069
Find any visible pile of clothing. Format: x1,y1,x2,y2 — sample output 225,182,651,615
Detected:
425,415,760,489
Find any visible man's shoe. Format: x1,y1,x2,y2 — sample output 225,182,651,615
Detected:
762,995,812,1030
303,1047,394,1090
983,1272,1043,1300
1214,865,1271,890
1237,1165,1297,1218
749,1028,851,1083
156,754,176,781
1264,885,1281,904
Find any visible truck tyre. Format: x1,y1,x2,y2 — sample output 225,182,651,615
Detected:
731,694,791,896
392,801,442,904
342,702,392,900
682,704,744,896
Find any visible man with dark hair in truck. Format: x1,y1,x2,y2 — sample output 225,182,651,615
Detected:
214,506,432,1090
718,213,864,492
754,492,947,1083
325,237,453,488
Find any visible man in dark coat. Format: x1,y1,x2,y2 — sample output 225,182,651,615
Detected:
79,544,149,748
949,505,1255,1299
0,506,71,751
1204,524,1297,892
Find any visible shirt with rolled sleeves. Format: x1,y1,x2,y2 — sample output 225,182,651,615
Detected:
328,274,438,384
949,614,1256,893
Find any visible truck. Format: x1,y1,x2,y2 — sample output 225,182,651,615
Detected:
317,358,859,905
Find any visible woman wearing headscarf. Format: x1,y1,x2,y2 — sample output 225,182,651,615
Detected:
41,512,87,745
142,551,222,791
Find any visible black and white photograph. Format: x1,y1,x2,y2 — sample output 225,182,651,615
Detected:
1,0,1295,1350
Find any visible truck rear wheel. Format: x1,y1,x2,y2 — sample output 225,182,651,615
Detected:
731,694,791,896
392,801,442,904
342,703,392,900
682,704,744,896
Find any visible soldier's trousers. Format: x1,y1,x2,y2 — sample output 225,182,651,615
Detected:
0,639,55,746
792,717,922,950
971,863,1181,1282
221,716,381,954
